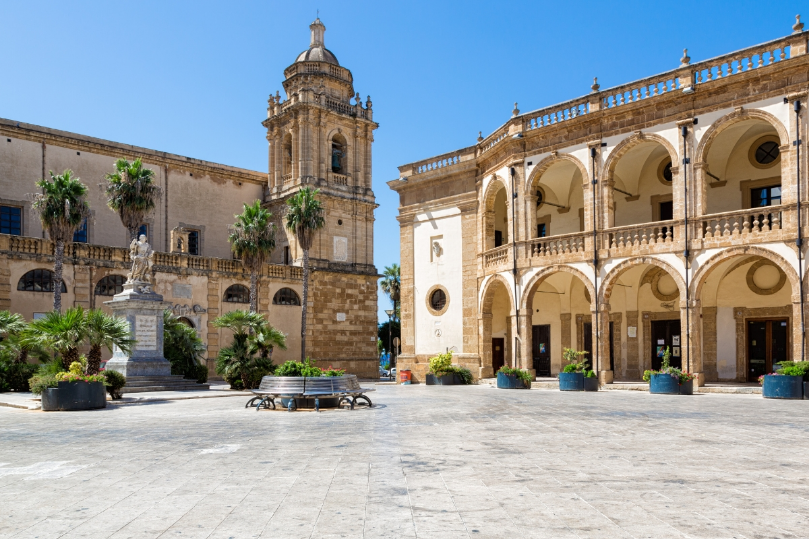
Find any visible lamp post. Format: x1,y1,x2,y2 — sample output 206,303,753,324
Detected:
385,309,395,379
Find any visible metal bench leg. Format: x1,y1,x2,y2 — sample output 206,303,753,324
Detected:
338,396,351,409
287,399,296,412
355,395,373,408
350,397,355,410
268,398,276,410
255,396,272,411
246,396,261,408
315,397,320,412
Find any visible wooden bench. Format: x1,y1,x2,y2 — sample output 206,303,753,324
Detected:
245,375,375,412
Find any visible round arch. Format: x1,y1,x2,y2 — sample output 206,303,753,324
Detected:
482,175,509,210
478,272,516,378
526,152,589,192
603,131,680,178
480,175,510,251
479,272,515,313
520,265,595,311
694,108,789,166
691,246,800,303
601,256,687,307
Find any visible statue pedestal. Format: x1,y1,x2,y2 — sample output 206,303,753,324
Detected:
104,282,172,377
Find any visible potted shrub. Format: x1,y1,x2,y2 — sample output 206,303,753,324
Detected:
644,347,695,395
496,365,532,389
426,352,472,385
559,348,588,391
31,361,107,411
760,361,808,399
583,369,599,392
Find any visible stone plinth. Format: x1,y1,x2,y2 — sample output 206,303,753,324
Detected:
104,282,172,377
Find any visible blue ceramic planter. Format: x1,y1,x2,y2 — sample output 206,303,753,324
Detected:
649,373,680,394
559,372,584,391
762,375,803,399
497,372,530,389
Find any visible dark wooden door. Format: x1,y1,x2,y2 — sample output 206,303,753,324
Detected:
532,325,551,376
583,322,593,369
651,320,682,370
609,321,614,372
492,338,505,373
747,319,789,381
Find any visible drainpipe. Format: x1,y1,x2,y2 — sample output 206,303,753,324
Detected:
795,99,805,362
681,124,691,373
510,167,520,369
590,147,600,374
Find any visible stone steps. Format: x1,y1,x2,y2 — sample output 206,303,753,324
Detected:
122,376,210,394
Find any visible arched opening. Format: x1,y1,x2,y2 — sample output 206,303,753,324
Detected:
282,134,293,178
530,160,585,238
178,317,195,329
522,268,595,377
331,134,347,174
611,140,676,230
223,284,250,304
693,249,799,382
601,259,686,381
699,117,785,237
17,269,66,293
273,287,301,306
95,275,126,297
483,181,509,251
479,276,515,377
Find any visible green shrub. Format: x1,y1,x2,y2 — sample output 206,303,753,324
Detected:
194,363,209,384
776,361,809,380
275,358,320,377
583,369,597,378
428,352,453,375
562,348,588,373
102,370,126,399
323,366,346,377
29,374,58,395
0,361,39,392
498,365,532,383
230,379,244,390
445,365,473,385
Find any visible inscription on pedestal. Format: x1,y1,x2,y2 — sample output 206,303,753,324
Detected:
135,315,158,351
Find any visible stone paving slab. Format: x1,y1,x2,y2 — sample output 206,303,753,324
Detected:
0,384,807,538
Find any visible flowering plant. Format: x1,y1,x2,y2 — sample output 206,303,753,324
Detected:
55,372,107,384
322,366,346,377
642,347,694,385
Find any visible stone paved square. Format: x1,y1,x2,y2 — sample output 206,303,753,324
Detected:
1,386,808,539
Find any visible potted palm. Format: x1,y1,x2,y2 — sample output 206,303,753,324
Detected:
760,361,808,399
559,348,588,391
426,352,472,385
644,347,695,395
583,369,599,392
496,365,532,389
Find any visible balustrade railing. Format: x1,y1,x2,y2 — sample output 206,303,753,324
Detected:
325,96,354,115
523,97,591,131
479,128,508,155
697,207,784,241
601,74,681,110
607,221,676,252
331,172,349,185
483,245,510,268
693,42,791,86
529,232,588,257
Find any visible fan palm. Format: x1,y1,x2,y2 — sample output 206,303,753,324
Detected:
213,310,269,388
85,309,134,374
380,263,401,320
163,310,206,378
103,158,162,242
25,306,89,370
285,187,325,360
32,170,91,312
249,325,287,361
228,200,276,312
0,311,49,365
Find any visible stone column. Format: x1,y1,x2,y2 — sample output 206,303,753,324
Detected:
366,129,374,189
0,256,10,311
483,210,495,251
625,310,640,380
525,195,538,241
73,265,91,310
518,313,533,375
479,313,493,378
206,277,221,369
560,313,571,350
596,304,613,383
687,299,703,385
459,202,479,357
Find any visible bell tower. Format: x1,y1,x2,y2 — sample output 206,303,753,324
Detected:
262,18,379,378
263,18,378,273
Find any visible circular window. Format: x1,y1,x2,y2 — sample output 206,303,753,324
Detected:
425,285,450,316
746,260,786,295
657,159,673,185
536,189,544,207
748,135,781,169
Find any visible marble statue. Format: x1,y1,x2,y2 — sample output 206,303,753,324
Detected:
127,234,154,283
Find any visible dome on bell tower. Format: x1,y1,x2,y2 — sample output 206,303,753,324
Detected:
294,18,340,66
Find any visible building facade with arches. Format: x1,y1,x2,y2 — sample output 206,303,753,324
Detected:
0,18,378,378
390,21,809,384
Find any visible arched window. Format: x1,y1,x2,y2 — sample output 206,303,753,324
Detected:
224,284,250,303
331,134,347,174
282,134,293,176
178,317,195,328
95,275,126,296
273,288,301,306
17,269,66,293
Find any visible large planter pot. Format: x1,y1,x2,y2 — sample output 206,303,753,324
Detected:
805,381,809,400
583,377,599,392
762,375,803,399
426,373,462,385
496,372,530,389
679,380,694,395
649,373,680,394
41,382,107,411
559,372,584,391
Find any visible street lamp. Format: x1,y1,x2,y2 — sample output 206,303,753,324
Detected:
385,309,395,379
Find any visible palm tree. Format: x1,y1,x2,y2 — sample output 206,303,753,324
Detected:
0,311,49,365
26,306,88,370
103,158,162,242
285,187,325,360
32,170,91,312
380,263,401,320
249,325,287,361
213,310,268,388
85,309,134,374
228,200,276,312
163,310,207,379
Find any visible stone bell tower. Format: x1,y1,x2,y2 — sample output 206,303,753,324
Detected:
262,18,379,376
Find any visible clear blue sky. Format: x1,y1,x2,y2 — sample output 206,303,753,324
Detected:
1,0,804,322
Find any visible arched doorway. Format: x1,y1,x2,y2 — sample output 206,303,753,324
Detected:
482,178,510,251
692,248,800,382
528,157,586,239
479,274,515,378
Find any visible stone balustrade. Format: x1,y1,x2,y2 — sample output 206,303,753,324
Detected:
529,231,589,259
523,97,591,131
0,234,302,280
483,244,510,269
606,221,677,255
693,40,791,86
600,74,681,109
409,147,476,175
479,128,509,155
695,206,793,247
331,172,349,185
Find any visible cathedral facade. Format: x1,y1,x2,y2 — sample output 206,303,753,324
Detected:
390,18,809,385
0,19,378,377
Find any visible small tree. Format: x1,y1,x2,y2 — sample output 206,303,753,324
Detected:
380,263,401,318
228,200,276,312
214,310,270,388
285,187,325,360
32,170,91,312
103,158,162,242
26,307,89,370
85,309,134,374
163,310,207,381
